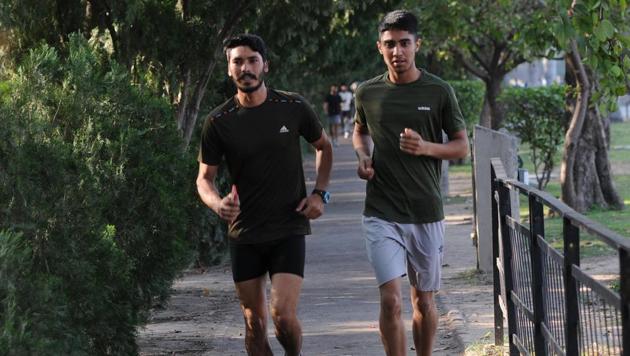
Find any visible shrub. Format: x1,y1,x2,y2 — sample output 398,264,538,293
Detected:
449,80,485,136
0,230,88,354
500,85,566,190
0,35,192,354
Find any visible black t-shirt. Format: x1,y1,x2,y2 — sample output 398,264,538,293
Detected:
199,89,323,244
325,93,342,115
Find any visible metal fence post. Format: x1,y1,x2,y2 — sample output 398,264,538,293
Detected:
529,195,547,355
491,165,504,346
499,183,519,355
563,217,580,355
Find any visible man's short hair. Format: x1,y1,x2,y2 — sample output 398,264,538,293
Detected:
223,34,268,61
378,10,418,37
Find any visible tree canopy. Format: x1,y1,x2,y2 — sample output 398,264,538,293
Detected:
414,0,554,129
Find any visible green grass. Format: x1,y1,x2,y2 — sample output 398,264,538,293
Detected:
513,121,630,257
444,195,470,205
516,175,630,257
609,121,630,162
449,160,473,174
611,120,630,147
542,217,615,257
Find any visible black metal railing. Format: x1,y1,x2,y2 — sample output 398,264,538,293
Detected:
490,158,630,355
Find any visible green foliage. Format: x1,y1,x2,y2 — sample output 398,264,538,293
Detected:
413,1,556,128
256,0,406,112
547,0,630,112
449,80,485,136
0,35,191,354
415,1,552,62
0,230,88,354
500,85,566,190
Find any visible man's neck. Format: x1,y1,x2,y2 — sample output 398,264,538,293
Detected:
236,84,267,108
388,67,421,84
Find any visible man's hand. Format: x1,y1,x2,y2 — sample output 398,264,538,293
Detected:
357,156,375,180
399,128,429,156
295,194,324,219
218,185,240,223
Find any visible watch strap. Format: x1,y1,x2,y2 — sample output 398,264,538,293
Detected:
311,189,330,204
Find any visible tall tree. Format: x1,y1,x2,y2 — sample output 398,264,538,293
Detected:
414,1,551,129
549,0,628,212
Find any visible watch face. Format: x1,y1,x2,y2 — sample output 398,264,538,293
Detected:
313,189,330,204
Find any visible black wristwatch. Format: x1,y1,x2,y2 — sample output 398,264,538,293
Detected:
311,189,330,204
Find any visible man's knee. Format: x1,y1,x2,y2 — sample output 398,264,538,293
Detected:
270,305,297,332
242,308,267,335
380,293,403,318
413,292,436,315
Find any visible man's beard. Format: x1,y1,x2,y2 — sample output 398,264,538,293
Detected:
233,72,264,93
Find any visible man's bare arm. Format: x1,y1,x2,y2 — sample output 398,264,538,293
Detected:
295,129,333,219
196,163,239,221
399,129,469,160
311,129,333,191
352,122,375,180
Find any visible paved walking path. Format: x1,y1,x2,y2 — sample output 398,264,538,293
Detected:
138,138,495,355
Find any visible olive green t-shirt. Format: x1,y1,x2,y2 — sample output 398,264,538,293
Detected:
199,89,323,244
354,70,466,223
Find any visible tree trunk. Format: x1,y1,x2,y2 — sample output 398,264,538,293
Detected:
480,77,505,129
175,0,250,148
176,58,220,147
560,43,623,212
480,96,492,128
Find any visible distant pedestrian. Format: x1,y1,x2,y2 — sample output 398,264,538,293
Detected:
339,84,353,138
352,10,469,356
323,84,342,146
196,33,333,356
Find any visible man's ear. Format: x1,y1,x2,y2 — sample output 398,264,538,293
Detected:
415,38,422,52
264,61,269,73
376,40,383,54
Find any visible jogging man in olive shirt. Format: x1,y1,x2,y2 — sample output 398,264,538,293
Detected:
352,11,469,356
196,34,333,356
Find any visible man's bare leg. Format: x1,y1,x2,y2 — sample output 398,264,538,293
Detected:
410,288,438,356
379,278,406,356
270,273,303,356
235,275,272,356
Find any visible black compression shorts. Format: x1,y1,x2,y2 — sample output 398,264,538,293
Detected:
229,235,305,283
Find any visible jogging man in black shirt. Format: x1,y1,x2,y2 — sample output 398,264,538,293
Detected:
196,34,333,356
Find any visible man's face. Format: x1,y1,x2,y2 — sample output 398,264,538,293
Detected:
227,45,268,93
330,86,338,94
340,85,348,92
377,29,420,75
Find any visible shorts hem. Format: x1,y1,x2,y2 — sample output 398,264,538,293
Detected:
233,271,267,283
376,273,406,287
270,271,304,279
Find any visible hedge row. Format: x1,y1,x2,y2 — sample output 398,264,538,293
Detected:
0,36,195,355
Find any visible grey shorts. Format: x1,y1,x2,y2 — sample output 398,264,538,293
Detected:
362,216,444,291
328,114,341,124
